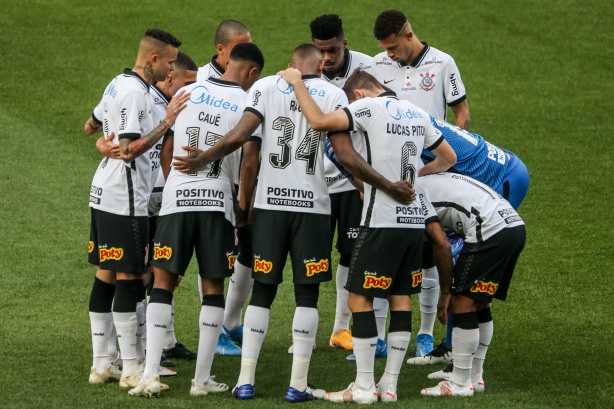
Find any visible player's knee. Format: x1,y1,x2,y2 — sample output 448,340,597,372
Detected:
294,283,320,308
202,293,225,309
148,288,173,305
249,281,278,309
421,277,439,290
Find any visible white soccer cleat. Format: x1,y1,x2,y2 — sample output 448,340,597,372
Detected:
471,373,485,392
128,375,162,398
325,382,378,404
120,370,169,390
376,383,397,403
190,377,230,396
159,365,177,377
89,365,122,384
421,380,474,397
427,362,453,380
407,340,452,365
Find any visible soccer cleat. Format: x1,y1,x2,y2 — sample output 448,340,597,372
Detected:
415,333,435,356
421,380,474,397
285,384,326,402
120,371,169,390
160,355,175,368
216,333,242,356
347,338,387,360
376,383,397,403
232,384,255,400
128,375,162,398
163,342,197,360
329,329,353,350
288,338,317,354
190,377,230,396
89,365,122,384
159,365,177,377
224,324,244,344
471,373,485,393
428,362,453,380
406,340,452,365
325,382,378,404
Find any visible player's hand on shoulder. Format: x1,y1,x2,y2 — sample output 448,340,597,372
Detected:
173,146,205,173
96,132,120,159
387,180,416,204
276,67,302,86
165,90,191,126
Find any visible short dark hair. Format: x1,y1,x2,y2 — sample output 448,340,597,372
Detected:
342,68,383,101
175,51,198,71
373,10,408,40
293,43,322,59
144,28,182,47
230,42,265,71
310,14,344,40
214,20,250,46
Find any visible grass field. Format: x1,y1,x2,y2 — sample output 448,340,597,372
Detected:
1,0,613,408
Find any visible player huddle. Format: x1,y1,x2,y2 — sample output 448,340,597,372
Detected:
84,10,529,403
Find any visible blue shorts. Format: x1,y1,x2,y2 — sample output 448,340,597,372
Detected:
496,151,529,209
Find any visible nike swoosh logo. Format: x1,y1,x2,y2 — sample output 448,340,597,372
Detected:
384,79,395,84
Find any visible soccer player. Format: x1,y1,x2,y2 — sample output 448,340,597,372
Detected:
84,29,189,388
128,43,265,398
277,67,456,403
309,14,372,353
418,173,526,397
197,19,256,357
173,44,361,402
370,9,471,356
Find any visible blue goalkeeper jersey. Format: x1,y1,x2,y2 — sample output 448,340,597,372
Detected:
421,116,510,190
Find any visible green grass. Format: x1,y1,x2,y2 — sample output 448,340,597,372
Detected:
1,0,613,407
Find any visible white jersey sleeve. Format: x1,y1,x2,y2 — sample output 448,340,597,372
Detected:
442,58,466,106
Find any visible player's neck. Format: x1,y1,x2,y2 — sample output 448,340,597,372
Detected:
132,63,154,85
405,38,425,66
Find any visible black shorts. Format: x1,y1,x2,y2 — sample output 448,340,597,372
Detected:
330,189,363,255
152,211,236,279
452,225,526,302
251,209,332,285
88,208,149,275
148,215,158,264
237,224,253,267
346,227,424,299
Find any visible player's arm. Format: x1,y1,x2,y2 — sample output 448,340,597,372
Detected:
95,132,120,159
236,139,261,227
277,68,349,132
329,131,415,204
424,220,453,325
84,116,102,135
451,100,470,131
118,90,190,163
160,131,174,180
418,139,457,177
172,111,261,174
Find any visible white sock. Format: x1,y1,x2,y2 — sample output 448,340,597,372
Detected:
195,305,224,384
142,302,172,382
451,327,479,385
113,311,139,376
332,265,351,334
379,331,411,388
90,312,112,373
135,301,146,362
108,321,118,362
353,336,377,390
418,267,439,336
290,307,318,391
224,261,253,330
237,305,270,386
472,320,493,377
373,298,388,340
163,300,177,349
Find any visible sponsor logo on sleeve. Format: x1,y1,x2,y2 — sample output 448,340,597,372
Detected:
254,257,273,274
450,73,460,96
99,246,124,262
305,258,329,277
412,270,423,287
470,281,498,295
252,90,261,106
355,108,371,118
363,273,392,290
153,244,172,260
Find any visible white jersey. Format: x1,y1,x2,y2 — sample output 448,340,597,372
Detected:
196,55,224,82
147,84,170,216
370,43,466,122
343,92,443,228
160,78,245,223
90,69,154,217
246,75,348,215
322,50,371,194
419,173,525,243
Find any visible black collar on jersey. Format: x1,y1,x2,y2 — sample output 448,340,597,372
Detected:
322,48,351,80
210,55,225,75
377,91,398,99
302,74,321,80
151,83,170,103
208,77,241,88
123,68,149,90
398,42,430,68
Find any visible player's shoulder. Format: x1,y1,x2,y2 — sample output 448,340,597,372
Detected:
424,45,457,64
348,50,373,69
371,52,396,68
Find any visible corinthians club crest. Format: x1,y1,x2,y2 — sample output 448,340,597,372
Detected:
419,72,436,91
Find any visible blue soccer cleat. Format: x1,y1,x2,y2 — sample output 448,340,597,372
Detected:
215,333,242,356
224,324,244,344
415,333,435,356
346,338,388,360
232,384,255,400
285,385,326,402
